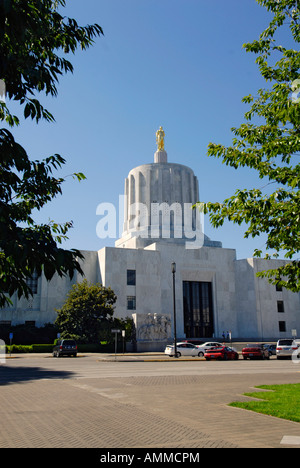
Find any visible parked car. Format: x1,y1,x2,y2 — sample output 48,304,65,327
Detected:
53,339,77,357
263,344,276,356
242,343,270,360
196,342,223,357
164,342,203,357
276,339,299,360
204,346,239,361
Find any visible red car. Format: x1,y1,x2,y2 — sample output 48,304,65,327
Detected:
242,343,270,360
204,346,239,361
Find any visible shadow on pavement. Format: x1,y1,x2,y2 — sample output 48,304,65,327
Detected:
0,365,74,385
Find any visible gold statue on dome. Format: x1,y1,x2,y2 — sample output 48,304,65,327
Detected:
156,126,165,151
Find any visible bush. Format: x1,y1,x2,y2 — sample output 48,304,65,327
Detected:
6,344,54,353
32,344,54,353
77,343,102,353
5,342,127,353
7,345,34,353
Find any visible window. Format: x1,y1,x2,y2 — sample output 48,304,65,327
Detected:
276,283,283,292
127,296,136,310
26,271,39,294
278,339,293,346
127,270,136,286
277,301,285,313
183,281,214,338
279,321,286,332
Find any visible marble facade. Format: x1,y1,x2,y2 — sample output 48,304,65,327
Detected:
1,129,300,349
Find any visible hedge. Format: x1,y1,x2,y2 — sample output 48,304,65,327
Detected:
5,343,126,353
6,344,54,353
6,345,33,353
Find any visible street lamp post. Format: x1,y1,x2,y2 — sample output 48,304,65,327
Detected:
171,262,178,358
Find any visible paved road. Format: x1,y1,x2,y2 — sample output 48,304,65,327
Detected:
0,353,300,449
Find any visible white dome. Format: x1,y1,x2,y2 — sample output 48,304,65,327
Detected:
123,156,199,239
115,129,222,249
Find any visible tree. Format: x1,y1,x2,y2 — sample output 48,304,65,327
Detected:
55,280,117,343
201,0,300,292
0,0,104,306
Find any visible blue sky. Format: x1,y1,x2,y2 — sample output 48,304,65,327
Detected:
7,0,287,259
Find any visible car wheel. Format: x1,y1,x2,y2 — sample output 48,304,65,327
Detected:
175,352,181,358
198,351,204,357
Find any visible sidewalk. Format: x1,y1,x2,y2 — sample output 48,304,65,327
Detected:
0,359,300,448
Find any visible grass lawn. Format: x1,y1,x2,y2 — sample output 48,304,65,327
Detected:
229,383,300,423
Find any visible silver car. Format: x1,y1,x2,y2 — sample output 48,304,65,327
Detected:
276,339,299,360
164,342,203,358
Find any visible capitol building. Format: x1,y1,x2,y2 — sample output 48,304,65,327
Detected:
1,128,300,350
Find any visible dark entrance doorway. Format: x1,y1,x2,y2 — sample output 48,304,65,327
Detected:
183,281,214,338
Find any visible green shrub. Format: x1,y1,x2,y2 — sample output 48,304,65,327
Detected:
8,344,34,353
6,342,126,353
7,344,54,353
32,344,54,353
77,343,102,352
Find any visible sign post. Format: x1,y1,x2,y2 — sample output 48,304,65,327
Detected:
228,330,232,348
9,332,13,356
122,329,126,354
111,329,121,361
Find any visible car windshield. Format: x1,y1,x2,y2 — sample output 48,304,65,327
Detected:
210,347,223,351
63,340,76,345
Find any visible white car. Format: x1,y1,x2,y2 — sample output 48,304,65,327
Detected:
164,342,203,357
276,339,299,359
196,342,224,357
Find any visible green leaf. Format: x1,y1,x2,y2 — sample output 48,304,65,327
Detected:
204,0,300,292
